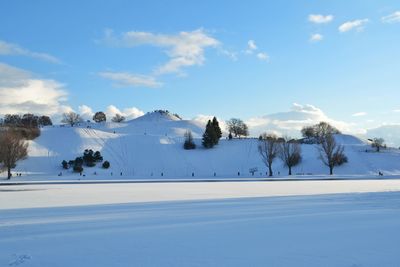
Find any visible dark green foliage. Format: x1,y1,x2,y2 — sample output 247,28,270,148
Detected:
94,151,103,162
212,117,222,141
102,161,110,169
73,165,83,173
74,157,83,167
93,111,107,123
202,120,218,148
62,160,69,169
64,150,107,173
83,149,95,166
184,130,196,150
38,116,52,126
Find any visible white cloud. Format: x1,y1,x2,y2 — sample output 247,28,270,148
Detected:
339,19,369,33
245,40,258,54
310,33,323,42
0,40,61,64
243,40,269,62
105,105,144,121
0,62,70,117
192,114,228,134
246,103,357,137
98,71,162,88
382,11,400,24
352,112,367,117
256,52,269,61
101,28,219,75
308,14,334,24
78,105,94,120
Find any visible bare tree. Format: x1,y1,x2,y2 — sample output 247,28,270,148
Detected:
279,137,302,175
371,138,385,152
0,130,28,179
318,134,347,175
111,114,125,123
226,118,249,138
258,133,280,176
61,112,81,127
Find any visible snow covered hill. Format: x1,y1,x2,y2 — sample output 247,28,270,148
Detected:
5,111,400,179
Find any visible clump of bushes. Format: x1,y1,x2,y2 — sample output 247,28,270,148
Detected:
61,149,108,173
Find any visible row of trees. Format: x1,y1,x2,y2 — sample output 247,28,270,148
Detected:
61,111,126,126
258,135,302,176
0,113,52,128
259,122,348,176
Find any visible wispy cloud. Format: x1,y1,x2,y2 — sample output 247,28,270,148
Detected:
256,52,269,61
310,33,323,42
245,40,258,54
352,112,367,117
98,71,162,88
243,40,269,61
381,11,400,24
0,40,61,64
308,14,334,24
339,19,369,33
100,28,219,75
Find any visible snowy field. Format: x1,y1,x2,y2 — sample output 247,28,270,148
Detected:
1,180,400,266
2,179,400,209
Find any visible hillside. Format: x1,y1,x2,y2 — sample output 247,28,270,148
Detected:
3,111,400,179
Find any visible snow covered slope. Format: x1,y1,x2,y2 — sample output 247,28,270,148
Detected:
6,111,400,179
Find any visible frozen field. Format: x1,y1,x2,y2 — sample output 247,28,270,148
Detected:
1,180,400,266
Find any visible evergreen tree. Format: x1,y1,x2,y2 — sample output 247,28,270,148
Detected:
202,120,217,148
212,117,222,143
184,130,196,150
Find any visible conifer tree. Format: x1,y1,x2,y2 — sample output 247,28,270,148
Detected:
212,117,222,143
202,120,217,148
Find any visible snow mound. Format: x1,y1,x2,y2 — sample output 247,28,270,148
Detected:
132,110,181,123
334,134,366,146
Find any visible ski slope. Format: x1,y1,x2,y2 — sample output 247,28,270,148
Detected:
4,111,400,180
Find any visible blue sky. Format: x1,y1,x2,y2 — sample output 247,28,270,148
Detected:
0,0,400,137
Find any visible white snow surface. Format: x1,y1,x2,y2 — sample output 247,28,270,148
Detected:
3,111,400,180
1,183,400,266
1,179,400,210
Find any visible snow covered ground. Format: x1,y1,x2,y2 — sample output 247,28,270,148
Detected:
2,179,400,209
4,111,400,180
1,182,400,266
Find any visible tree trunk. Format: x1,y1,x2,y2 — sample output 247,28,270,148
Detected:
7,167,11,180
288,167,292,176
329,166,333,175
268,165,273,177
